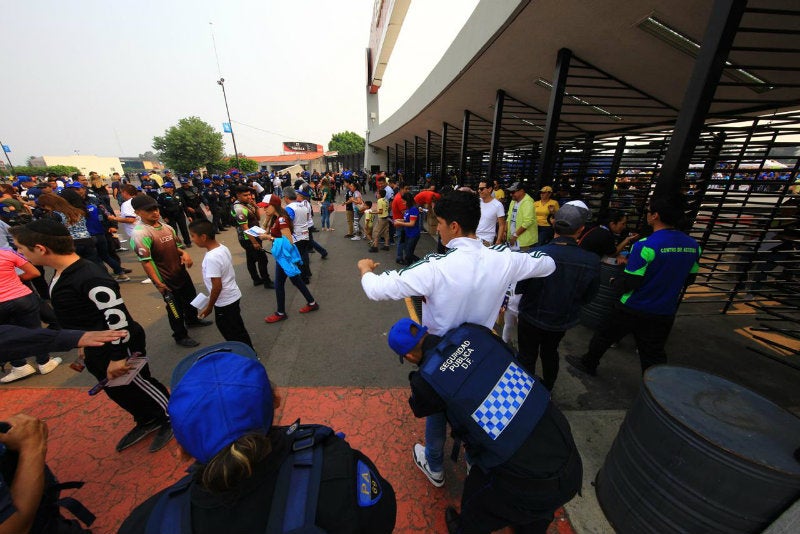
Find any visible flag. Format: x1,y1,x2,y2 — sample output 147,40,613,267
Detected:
222,123,232,133
1,145,9,153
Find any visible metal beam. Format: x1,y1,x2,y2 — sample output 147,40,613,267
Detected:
425,131,432,175
413,136,420,182
459,110,471,186
404,139,410,183
538,47,573,190
386,146,391,173
394,143,400,176
656,0,747,197
599,137,626,219
487,90,506,183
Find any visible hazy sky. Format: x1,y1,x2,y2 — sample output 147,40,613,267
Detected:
3,0,478,165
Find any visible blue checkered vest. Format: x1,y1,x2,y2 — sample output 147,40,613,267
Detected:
420,323,551,470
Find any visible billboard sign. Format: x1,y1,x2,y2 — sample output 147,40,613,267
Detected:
283,142,321,153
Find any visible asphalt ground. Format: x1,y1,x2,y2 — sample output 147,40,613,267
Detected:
3,201,800,533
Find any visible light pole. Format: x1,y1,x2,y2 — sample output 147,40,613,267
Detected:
217,78,240,169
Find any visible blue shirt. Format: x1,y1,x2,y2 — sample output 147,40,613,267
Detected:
404,206,420,239
621,229,701,316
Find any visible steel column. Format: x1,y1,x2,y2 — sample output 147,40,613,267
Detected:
599,137,627,219
387,146,391,173
537,48,573,190
459,110,471,186
394,143,400,176
487,90,506,183
425,131,432,175
440,122,449,185
403,140,410,183
656,0,747,197
414,136,421,182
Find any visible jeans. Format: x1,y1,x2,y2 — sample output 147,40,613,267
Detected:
320,201,332,228
517,319,566,391
395,226,406,261
585,304,676,373
214,299,253,348
404,234,420,263
74,237,102,267
424,412,446,472
0,293,50,367
295,240,312,280
274,261,315,314
93,232,124,275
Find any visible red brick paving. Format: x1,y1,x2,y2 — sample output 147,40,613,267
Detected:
1,387,576,534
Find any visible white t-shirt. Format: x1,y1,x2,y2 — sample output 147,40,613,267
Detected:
286,200,311,242
476,198,506,243
201,244,242,307
120,198,138,238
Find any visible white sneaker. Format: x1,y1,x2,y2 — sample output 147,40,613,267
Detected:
350,235,363,241
141,278,153,284
114,274,131,282
413,443,444,487
38,357,62,375
1,363,37,383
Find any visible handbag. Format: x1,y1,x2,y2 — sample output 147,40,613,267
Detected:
327,203,335,213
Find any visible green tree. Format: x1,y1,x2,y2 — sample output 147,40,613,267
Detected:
328,131,365,155
152,117,224,173
139,150,159,162
0,165,80,178
208,156,259,174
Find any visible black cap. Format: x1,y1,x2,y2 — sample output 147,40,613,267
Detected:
25,219,71,236
131,194,159,211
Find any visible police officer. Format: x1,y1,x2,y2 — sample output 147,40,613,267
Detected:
119,343,396,534
175,176,207,222
232,186,273,288
388,318,582,534
140,172,160,200
200,178,224,233
157,182,191,246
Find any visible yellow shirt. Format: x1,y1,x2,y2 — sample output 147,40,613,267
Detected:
376,197,389,218
534,199,559,227
493,189,505,202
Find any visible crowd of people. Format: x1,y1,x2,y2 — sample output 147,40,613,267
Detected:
0,166,702,533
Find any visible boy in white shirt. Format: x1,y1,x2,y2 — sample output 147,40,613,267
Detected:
189,220,253,349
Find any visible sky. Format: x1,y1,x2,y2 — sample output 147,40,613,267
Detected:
3,0,479,165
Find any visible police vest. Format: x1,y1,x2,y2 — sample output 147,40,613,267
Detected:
419,323,550,470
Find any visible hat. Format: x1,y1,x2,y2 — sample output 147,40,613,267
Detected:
178,177,189,184
387,318,428,363
540,186,553,193
297,187,311,198
203,178,212,185
163,182,175,188
256,194,281,209
212,174,221,180
168,342,272,464
553,204,586,235
68,182,84,189
425,173,432,179
564,200,592,222
23,218,71,237
164,170,172,174
131,194,159,211
507,181,524,192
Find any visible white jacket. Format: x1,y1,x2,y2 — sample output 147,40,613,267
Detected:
361,237,555,335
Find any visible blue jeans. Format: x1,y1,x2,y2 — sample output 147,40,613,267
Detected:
425,412,446,472
0,292,50,367
274,262,315,314
395,226,405,261
320,201,332,228
404,234,420,263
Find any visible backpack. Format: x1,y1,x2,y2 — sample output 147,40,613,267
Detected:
145,423,334,534
0,447,95,534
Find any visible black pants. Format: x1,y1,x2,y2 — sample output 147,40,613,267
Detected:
585,304,675,373
239,239,271,283
165,213,191,245
166,282,200,340
84,345,170,425
295,240,312,280
517,319,565,391
214,299,253,348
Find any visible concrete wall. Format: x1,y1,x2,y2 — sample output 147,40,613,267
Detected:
42,155,124,176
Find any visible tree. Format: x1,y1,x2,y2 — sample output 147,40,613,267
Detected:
139,150,159,162
152,117,224,173
328,131,365,156
0,165,79,178
208,156,259,175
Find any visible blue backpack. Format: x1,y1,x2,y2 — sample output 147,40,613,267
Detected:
145,423,333,534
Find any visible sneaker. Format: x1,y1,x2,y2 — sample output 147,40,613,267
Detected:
265,312,288,323
413,443,444,487
252,278,264,286
565,354,597,377
264,279,275,289
149,422,174,453
321,253,328,260
116,246,129,252
116,420,161,452
37,357,62,375
175,337,200,348
350,236,363,241
368,246,379,253
114,274,131,282
0,364,37,383
122,268,133,274
141,278,153,284
187,319,213,327
299,303,319,314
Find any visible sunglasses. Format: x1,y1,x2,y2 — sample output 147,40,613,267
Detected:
478,186,488,191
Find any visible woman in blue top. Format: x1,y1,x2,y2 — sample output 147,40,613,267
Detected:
394,192,421,265
36,193,102,266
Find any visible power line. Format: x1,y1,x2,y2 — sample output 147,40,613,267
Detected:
231,120,304,143
209,22,223,78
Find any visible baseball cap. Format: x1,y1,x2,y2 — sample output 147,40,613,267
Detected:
297,187,311,198
68,182,84,189
163,182,175,188
131,194,159,211
540,186,553,193
553,204,586,235
178,177,189,184
203,178,212,185
256,193,281,209
388,318,428,363
507,181,523,192
168,342,272,464
564,200,592,221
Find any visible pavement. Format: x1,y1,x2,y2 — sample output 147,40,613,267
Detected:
2,201,799,533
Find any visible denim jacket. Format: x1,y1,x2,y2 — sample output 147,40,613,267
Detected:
516,236,600,331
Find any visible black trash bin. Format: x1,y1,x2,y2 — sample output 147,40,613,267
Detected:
596,365,800,533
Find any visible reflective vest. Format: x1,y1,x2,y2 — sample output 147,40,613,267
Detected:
419,323,550,470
